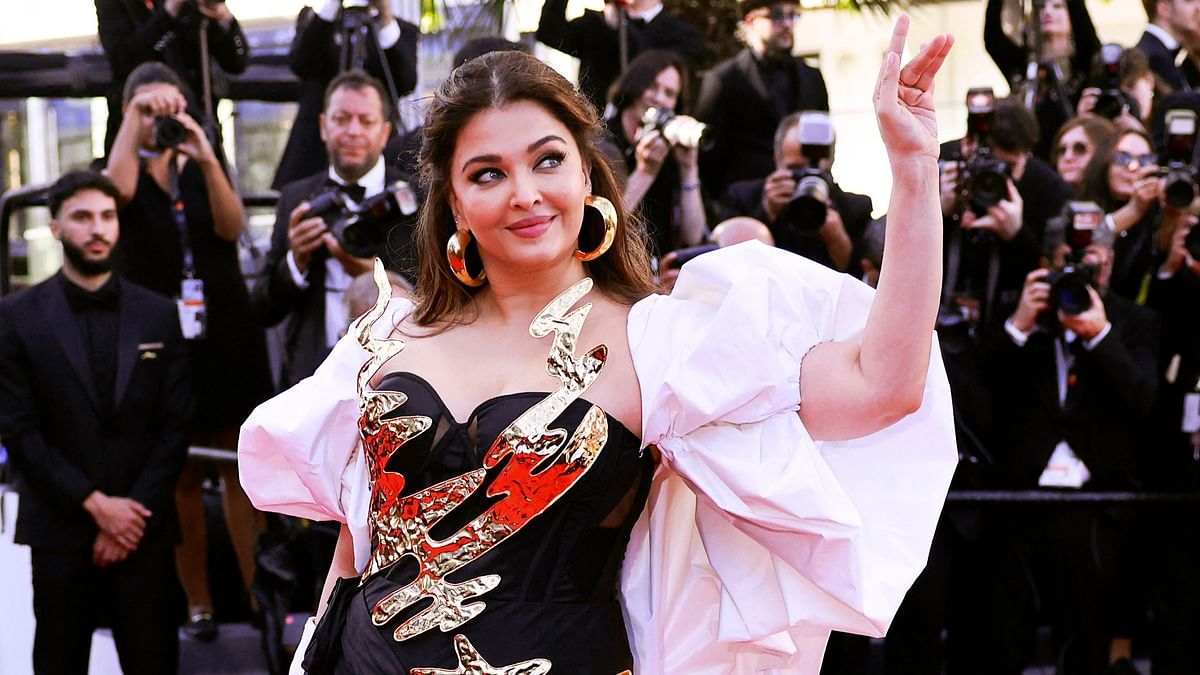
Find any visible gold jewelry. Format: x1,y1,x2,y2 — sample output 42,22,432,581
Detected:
446,229,487,287
575,195,617,262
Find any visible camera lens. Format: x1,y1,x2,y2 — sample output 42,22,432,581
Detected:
786,171,830,232
153,116,187,149
1165,170,1198,209
1050,269,1093,316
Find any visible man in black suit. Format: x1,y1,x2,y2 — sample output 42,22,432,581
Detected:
695,0,829,198
984,227,1159,675
1136,0,1200,95
716,111,871,274
272,0,418,189
536,0,701,115
95,0,249,154
258,70,417,389
0,171,192,674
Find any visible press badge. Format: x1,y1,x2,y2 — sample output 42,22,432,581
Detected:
177,278,207,340
1184,393,1200,434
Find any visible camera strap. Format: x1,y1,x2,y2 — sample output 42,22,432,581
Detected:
168,157,207,340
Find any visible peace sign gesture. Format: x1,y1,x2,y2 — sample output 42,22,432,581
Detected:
875,16,954,166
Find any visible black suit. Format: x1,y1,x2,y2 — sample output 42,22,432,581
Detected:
271,7,418,189
695,49,829,197
536,0,701,115
982,292,1159,675
1136,29,1189,94
255,167,416,389
717,176,872,274
0,275,192,674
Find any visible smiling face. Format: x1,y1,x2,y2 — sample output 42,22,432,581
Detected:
447,100,591,276
636,66,681,121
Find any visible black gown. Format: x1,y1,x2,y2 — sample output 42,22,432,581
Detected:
329,371,652,673
115,160,272,431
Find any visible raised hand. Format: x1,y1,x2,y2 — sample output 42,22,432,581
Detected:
874,16,954,166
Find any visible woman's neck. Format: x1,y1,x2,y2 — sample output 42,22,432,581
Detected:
1041,34,1072,62
476,258,592,324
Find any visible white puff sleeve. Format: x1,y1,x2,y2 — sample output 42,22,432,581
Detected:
620,242,957,674
238,299,412,572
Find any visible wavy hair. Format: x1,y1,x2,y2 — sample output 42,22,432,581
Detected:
411,51,657,327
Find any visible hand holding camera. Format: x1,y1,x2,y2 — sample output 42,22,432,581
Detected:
1012,268,1052,334
1058,284,1107,341
1162,213,1200,278
961,178,1023,240
634,129,671,177
762,168,798,222
288,201,329,274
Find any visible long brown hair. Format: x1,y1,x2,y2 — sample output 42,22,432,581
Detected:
412,51,657,327
1080,127,1153,211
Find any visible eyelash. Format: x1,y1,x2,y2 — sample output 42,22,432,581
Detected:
469,151,567,184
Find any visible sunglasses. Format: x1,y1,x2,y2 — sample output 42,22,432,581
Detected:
1056,141,1091,158
1112,151,1158,168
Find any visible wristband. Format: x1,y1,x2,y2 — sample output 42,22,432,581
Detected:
681,181,701,192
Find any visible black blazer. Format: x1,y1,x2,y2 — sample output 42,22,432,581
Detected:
1136,29,1189,93
695,49,829,197
990,291,1159,489
255,167,416,389
0,275,192,550
271,7,418,189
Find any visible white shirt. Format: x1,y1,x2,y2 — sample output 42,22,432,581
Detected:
1145,23,1180,53
286,157,387,348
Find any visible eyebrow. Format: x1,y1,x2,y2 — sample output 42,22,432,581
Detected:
461,135,566,173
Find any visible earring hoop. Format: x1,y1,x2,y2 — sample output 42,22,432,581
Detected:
576,195,617,262
446,229,487,287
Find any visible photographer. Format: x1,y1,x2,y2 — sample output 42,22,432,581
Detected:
696,0,829,198
104,61,273,642
272,0,418,189
984,0,1100,159
1050,115,1118,192
605,50,707,259
717,111,871,273
940,95,1071,330
95,0,249,155
536,0,701,115
257,70,417,389
1136,0,1200,95
1077,46,1156,129
985,212,1159,675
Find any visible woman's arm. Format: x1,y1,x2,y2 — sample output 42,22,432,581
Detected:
174,112,245,242
104,86,188,206
983,0,1024,82
674,145,707,247
317,524,358,620
800,18,953,441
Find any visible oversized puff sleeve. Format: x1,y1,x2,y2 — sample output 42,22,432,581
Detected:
620,242,957,674
238,298,414,572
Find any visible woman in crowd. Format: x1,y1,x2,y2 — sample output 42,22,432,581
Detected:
239,18,957,674
985,0,1100,159
604,49,708,260
1080,127,1172,300
1050,115,1117,192
105,61,273,640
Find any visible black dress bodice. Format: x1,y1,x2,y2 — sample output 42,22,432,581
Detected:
336,371,652,674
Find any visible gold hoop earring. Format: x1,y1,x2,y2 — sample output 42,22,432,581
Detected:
575,195,617,262
446,229,487,287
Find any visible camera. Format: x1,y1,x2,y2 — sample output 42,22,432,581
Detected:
640,107,711,150
306,179,419,259
153,116,187,149
960,88,1010,217
784,111,836,232
1163,109,1199,209
1093,43,1126,121
1045,201,1107,316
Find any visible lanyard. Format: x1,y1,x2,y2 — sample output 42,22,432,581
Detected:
167,155,197,280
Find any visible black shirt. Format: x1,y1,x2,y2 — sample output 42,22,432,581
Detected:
59,273,120,418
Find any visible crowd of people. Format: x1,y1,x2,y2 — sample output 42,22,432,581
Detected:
0,0,1198,673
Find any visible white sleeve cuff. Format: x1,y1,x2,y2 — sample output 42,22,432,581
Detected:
1004,317,1032,347
374,17,401,48
1082,321,1112,350
316,0,341,22
287,250,312,290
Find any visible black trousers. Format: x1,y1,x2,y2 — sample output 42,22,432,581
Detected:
30,539,179,675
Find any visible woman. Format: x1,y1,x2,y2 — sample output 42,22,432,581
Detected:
106,62,273,639
985,0,1100,158
1080,128,1167,300
605,49,707,260
1050,115,1117,191
240,18,957,674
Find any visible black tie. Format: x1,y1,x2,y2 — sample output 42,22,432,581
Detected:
327,178,366,204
